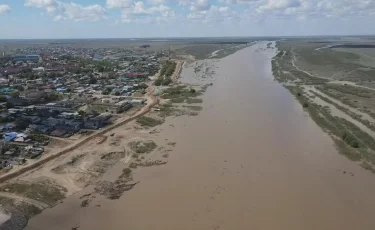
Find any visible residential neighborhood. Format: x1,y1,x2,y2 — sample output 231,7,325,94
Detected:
0,44,169,171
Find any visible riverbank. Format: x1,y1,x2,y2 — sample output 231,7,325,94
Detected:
272,40,375,173
23,42,375,230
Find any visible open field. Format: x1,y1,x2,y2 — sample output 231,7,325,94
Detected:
0,37,260,55
273,37,375,173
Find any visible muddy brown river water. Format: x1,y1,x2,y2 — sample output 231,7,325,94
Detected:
26,42,375,230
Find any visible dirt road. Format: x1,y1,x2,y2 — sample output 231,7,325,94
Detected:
0,85,159,184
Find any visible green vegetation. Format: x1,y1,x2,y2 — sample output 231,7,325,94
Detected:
161,86,200,100
274,40,375,172
129,140,157,154
186,98,203,104
0,196,41,219
310,90,375,132
0,180,67,206
155,61,176,86
342,132,360,148
183,105,203,111
122,168,132,176
136,116,163,127
170,97,185,103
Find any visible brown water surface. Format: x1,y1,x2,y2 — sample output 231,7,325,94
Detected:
26,42,375,230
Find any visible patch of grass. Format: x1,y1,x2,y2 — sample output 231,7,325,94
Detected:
161,86,199,99
170,97,185,103
137,116,163,127
186,98,203,104
129,140,157,154
0,180,67,206
159,103,180,117
122,168,132,176
129,162,138,169
0,197,41,219
183,105,203,111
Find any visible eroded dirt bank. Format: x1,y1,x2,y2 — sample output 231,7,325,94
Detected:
26,42,375,230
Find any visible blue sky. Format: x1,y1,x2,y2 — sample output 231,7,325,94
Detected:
1,0,375,39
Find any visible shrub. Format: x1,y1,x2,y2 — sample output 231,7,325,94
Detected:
350,140,359,148
136,116,163,127
122,168,132,176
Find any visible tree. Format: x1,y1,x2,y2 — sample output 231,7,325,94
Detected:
78,110,86,117
154,77,162,86
44,93,59,102
6,102,13,109
10,91,20,98
0,96,7,102
15,119,30,130
162,77,172,86
102,88,111,95
98,66,105,73
14,85,25,92
89,77,97,84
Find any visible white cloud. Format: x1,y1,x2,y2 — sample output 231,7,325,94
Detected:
190,0,210,11
0,4,11,15
188,5,236,22
234,0,375,20
120,1,175,23
106,0,133,9
257,0,300,12
220,0,259,4
25,0,107,21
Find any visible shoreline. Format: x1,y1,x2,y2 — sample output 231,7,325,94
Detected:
272,41,375,173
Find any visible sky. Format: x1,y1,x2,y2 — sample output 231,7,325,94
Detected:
0,0,375,39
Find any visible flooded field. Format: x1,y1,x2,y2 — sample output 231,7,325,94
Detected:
26,42,375,230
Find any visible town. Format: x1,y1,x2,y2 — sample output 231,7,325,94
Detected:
0,44,171,171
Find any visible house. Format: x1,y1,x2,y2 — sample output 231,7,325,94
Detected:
32,67,45,73
7,97,29,106
14,133,30,143
4,132,18,142
50,129,67,137
2,123,16,131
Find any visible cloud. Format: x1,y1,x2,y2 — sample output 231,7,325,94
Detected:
188,5,236,23
257,0,300,12
0,4,11,15
220,0,259,4
116,1,175,23
190,0,211,12
25,0,107,21
106,0,133,9
234,0,375,20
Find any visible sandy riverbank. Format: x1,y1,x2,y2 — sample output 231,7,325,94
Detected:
24,42,375,230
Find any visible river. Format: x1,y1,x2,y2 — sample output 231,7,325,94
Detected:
26,42,375,230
